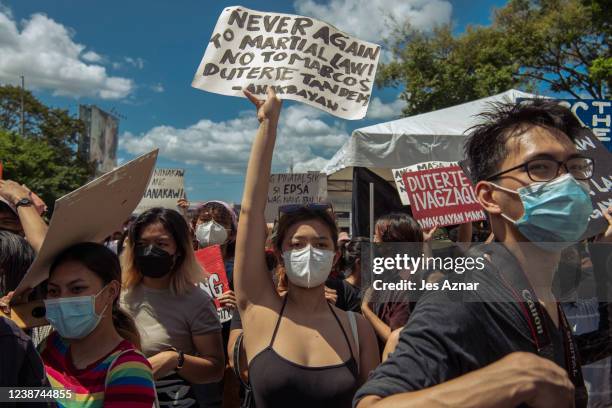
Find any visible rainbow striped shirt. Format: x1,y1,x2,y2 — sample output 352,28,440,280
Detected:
39,332,156,407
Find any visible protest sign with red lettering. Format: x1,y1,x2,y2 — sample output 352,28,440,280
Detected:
196,245,233,323
402,165,486,229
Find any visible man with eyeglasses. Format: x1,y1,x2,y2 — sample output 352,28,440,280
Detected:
355,100,612,408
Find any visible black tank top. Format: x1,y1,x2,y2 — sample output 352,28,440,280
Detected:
248,297,359,408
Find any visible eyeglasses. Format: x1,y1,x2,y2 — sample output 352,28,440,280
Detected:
486,156,594,182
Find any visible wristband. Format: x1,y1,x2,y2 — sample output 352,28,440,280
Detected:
176,350,185,370
169,347,185,371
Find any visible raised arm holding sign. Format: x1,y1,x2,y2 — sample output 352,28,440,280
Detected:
235,86,379,407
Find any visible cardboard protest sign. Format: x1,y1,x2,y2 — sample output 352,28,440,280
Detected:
402,165,486,229
192,6,380,120
13,150,158,298
557,99,611,152
518,98,612,152
265,172,327,222
195,245,233,323
575,129,612,239
134,168,185,214
393,161,457,205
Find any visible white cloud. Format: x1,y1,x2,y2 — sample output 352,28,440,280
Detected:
112,57,145,71
0,3,13,19
151,83,164,93
120,104,349,174
81,50,104,63
292,157,330,172
366,96,407,119
0,7,134,99
124,57,145,69
294,0,452,44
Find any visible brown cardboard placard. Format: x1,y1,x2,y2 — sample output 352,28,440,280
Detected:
12,150,159,299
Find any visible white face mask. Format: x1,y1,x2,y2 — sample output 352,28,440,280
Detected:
282,245,335,288
196,220,228,247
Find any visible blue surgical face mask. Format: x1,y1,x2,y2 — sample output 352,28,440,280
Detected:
44,286,109,339
492,173,593,250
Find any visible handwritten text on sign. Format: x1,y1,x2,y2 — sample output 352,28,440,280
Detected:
192,6,380,120
134,168,185,214
574,129,612,239
392,161,457,205
265,172,327,221
402,166,486,228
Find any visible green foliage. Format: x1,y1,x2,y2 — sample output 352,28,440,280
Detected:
0,85,94,211
378,0,610,116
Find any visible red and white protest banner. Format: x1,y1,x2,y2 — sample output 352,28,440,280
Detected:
402,165,486,229
196,245,233,323
393,161,457,205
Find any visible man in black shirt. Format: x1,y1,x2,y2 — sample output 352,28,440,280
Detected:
355,100,612,408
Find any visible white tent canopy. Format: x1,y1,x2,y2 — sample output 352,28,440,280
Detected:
323,89,538,187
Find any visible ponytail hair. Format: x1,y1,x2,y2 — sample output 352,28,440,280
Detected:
50,242,142,349
112,303,141,350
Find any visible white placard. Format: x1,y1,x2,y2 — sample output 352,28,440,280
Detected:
134,168,185,214
265,172,328,222
192,6,380,120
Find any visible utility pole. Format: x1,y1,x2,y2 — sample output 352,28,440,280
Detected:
20,75,25,137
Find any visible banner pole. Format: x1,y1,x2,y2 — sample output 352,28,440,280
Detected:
369,182,374,241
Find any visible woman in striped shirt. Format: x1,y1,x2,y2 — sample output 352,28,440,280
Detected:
39,242,156,407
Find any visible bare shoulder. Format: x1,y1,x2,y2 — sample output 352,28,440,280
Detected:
240,295,284,350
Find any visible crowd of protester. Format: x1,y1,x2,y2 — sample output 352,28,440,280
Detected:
0,89,611,408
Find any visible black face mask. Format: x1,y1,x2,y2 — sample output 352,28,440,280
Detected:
134,244,174,278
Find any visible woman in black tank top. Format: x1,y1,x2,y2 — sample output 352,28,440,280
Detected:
233,87,380,407
249,297,358,408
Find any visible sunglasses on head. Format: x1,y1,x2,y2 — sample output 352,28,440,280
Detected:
278,203,334,217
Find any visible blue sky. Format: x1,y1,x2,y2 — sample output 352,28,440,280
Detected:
1,0,508,203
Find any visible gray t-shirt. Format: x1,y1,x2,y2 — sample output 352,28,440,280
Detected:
120,284,221,357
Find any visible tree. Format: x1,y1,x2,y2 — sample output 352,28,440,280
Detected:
0,85,86,163
378,0,610,116
0,86,93,212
